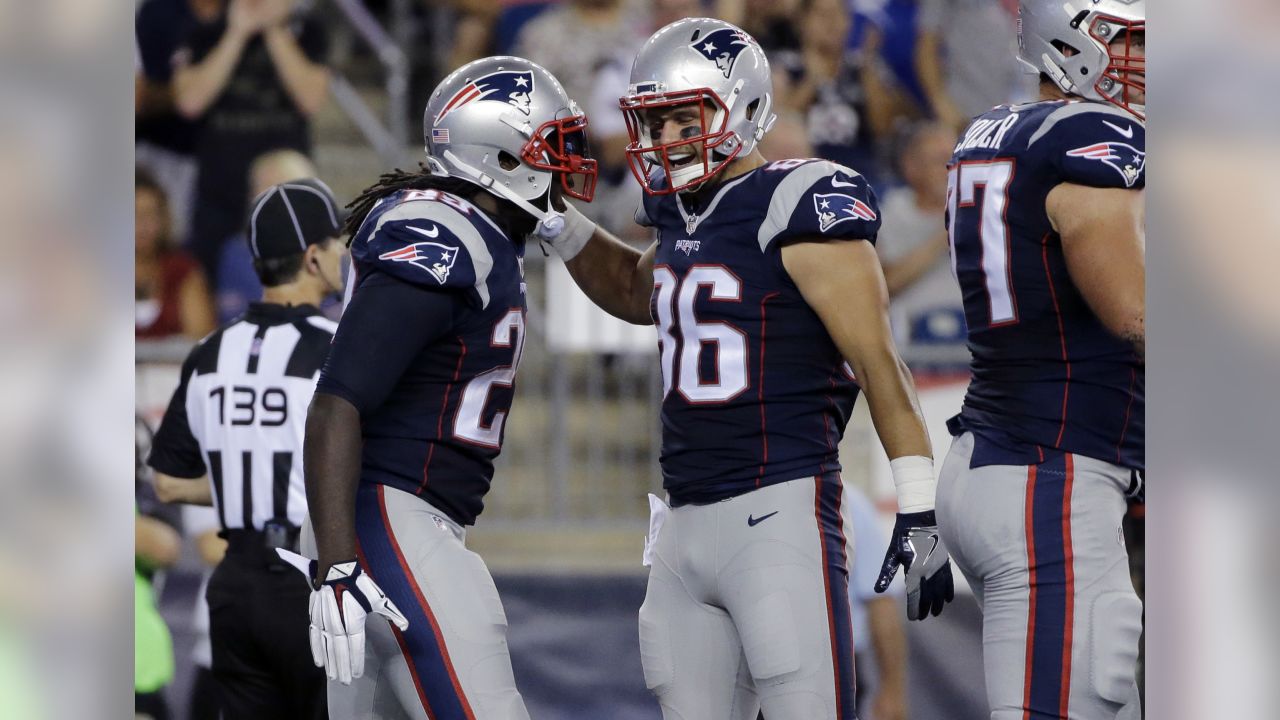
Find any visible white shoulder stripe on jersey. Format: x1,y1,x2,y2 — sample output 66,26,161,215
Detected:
371,199,496,308
1026,101,1143,150
756,159,858,252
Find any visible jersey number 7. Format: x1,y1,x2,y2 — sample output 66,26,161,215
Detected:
947,160,1017,327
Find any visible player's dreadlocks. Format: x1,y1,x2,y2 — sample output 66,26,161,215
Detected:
342,163,477,241
342,162,538,242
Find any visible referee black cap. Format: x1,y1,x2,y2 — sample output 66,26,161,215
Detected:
247,178,344,260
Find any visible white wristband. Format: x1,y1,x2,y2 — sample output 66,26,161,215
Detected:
890,455,936,514
549,204,596,261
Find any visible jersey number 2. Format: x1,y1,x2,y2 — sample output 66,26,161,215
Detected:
454,309,525,448
947,160,1016,326
652,265,748,403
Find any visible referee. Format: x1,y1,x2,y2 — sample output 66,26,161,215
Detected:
148,178,346,719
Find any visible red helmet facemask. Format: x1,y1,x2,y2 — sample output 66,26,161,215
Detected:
619,88,742,196
1089,15,1145,119
521,114,598,202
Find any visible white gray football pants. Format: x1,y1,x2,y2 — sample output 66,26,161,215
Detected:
304,484,529,720
937,432,1143,720
640,475,859,719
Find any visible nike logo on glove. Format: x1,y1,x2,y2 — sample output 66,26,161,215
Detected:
409,224,440,238
747,511,779,527
1102,120,1135,139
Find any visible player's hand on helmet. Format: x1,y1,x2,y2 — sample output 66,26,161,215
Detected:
874,510,954,621
276,549,410,684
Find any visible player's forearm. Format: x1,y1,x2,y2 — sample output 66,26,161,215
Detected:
173,28,250,119
263,25,330,116
859,351,933,462
560,215,655,325
304,392,363,581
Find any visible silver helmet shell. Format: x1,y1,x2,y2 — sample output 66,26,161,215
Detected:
1018,0,1146,118
423,56,596,224
620,18,777,194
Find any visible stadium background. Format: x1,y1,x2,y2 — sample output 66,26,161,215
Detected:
133,1,1136,718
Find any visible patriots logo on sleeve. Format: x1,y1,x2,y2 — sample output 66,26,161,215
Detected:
379,241,460,285
433,70,535,125
1066,141,1146,188
813,192,878,232
691,28,754,78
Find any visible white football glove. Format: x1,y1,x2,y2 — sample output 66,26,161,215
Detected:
276,549,410,684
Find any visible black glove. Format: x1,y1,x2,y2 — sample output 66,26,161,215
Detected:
875,510,955,620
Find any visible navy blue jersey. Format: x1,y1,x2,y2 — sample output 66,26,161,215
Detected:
316,188,527,526
945,100,1145,470
639,159,880,505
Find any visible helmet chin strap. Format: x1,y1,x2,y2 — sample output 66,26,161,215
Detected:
439,149,566,238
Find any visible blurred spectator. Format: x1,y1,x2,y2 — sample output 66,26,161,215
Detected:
172,0,330,284
136,415,181,720
513,0,650,110
136,0,224,243
445,0,505,70
136,168,217,340
875,121,964,354
215,148,320,322
915,0,1022,129
728,0,803,54
774,0,895,183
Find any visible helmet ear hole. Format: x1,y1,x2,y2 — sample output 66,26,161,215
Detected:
745,99,759,121
498,151,521,171
1051,39,1080,57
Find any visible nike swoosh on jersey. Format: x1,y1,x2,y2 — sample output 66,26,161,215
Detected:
408,224,441,238
1102,120,1135,139
747,511,779,527
829,176,859,188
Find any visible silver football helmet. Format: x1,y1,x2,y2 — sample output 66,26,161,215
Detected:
1018,0,1145,119
423,56,596,232
620,18,777,195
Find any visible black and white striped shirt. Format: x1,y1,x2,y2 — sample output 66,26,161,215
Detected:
149,303,335,532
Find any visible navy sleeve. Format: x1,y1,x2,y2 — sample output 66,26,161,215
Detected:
148,349,207,479
1050,109,1146,190
316,270,459,415
758,160,882,252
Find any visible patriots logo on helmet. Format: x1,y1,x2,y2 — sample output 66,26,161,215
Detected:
814,193,877,232
434,70,535,125
691,28,754,78
379,241,460,285
1066,141,1146,188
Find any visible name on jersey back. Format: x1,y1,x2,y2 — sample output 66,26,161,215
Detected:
954,113,1021,154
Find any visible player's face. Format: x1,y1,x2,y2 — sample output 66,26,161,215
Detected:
1109,28,1145,108
642,101,713,168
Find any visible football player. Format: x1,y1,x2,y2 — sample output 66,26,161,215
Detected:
285,56,597,719
536,18,954,719
935,2,1145,719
